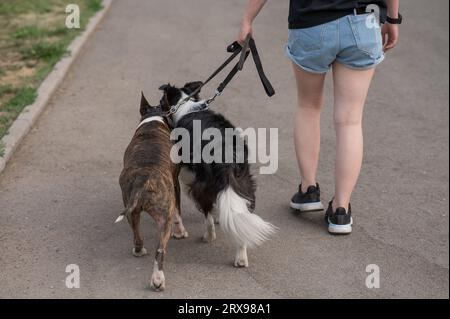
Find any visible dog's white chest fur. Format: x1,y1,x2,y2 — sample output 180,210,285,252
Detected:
136,116,165,130
172,93,206,125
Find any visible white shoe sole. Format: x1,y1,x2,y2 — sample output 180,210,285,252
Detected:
290,201,324,212
328,217,353,234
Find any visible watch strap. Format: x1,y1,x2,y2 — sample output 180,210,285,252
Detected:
386,13,402,24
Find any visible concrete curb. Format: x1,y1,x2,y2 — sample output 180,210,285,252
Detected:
0,0,113,174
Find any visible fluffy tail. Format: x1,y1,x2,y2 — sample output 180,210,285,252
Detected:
217,186,276,248
115,189,142,223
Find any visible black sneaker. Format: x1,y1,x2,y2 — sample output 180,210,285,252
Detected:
325,201,353,234
290,183,324,212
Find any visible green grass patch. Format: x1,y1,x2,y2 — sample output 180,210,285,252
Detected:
0,0,103,141
0,87,37,138
46,26,69,37
0,141,5,158
0,0,54,16
12,25,69,40
20,42,67,61
3,87,37,112
0,84,17,98
12,25,45,39
87,0,103,12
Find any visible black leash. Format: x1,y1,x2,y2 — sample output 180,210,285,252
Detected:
223,36,275,97
167,35,275,115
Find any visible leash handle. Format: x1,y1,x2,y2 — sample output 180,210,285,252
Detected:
238,34,251,71
248,38,275,97
223,37,275,97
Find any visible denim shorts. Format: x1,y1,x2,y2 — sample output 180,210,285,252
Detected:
286,12,384,73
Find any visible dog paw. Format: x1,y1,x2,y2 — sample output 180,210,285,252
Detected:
234,257,249,268
234,247,249,268
150,271,165,292
202,231,216,243
172,229,189,240
132,247,147,257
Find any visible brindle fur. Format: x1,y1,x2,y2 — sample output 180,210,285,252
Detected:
118,93,186,291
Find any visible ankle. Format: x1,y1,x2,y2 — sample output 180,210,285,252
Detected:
301,181,317,193
332,198,349,212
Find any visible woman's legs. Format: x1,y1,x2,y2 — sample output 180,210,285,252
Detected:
331,62,375,211
292,61,375,212
292,63,326,192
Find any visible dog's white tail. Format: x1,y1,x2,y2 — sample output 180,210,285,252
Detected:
115,215,125,223
115,189,143,224
217,186,276,248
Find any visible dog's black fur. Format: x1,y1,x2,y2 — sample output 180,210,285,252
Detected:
161,83,256,217
159,81,275,268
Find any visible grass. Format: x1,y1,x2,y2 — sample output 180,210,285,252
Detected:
19,42,67,61
0,141,5,157
0,0,102,149
0,87,37,139
0,84,16,96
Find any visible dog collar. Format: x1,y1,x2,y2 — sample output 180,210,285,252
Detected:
136,116,165,130
171,101,209,126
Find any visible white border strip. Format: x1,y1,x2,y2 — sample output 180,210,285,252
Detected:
0,0,113,174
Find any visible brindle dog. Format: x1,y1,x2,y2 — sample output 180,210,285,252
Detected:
116,93,188,291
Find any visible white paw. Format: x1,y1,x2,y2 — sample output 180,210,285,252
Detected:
234,257,249,268
202,231,216,243
132,247,147,257
150,270,165,291
172,226,189,239
173,230,189,239
234,247,249,268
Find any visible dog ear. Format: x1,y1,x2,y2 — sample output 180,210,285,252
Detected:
140,91,150,107
160,92,170,112
140,91,150,116
159,84,170,91
160,85,181,108
183,81,203,94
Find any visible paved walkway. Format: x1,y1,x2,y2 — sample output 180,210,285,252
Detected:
0,0,448,298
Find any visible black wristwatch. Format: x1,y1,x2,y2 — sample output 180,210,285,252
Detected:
386,13,403,24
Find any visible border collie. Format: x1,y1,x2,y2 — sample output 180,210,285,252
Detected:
159,82,276,267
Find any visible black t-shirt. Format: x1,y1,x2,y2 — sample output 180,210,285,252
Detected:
289,0,387,29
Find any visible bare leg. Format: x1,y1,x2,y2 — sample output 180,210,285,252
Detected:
332,62,375,211
127,211,147,257
292,63,326,191
202,213,216,243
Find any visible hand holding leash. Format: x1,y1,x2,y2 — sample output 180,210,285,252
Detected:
166,36,274,115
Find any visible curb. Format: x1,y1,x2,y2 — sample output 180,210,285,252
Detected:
0,0,113,174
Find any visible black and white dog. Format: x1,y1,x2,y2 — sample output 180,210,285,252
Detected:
159,82,276,267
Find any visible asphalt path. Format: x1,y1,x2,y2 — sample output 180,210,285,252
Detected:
0,0,448,298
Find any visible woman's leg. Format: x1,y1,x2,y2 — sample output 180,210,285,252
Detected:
292,63,326,191
332,62,375,211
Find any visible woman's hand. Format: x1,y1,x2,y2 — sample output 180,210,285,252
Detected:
238,19,253,45
236,0,267,45
381,23,399,52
